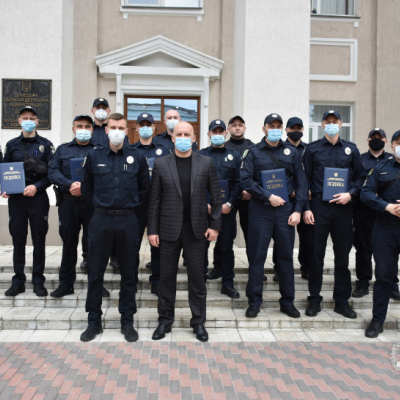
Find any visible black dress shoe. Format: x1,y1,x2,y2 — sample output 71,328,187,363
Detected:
301,271,309,281
80,259,88,272
102,287,110,298
352,287,369,298
193,323,208,342
151,284,158,296
280,303,300,318
263,275,267,282
80,325,103,342
305,302,321,317
152,324,172,340
221,286,240,298
365,318,384,338
50,285,74,298
207,267,221,280
245,306,260,318
33,283,48,297
5,283,25,297
121,325,139,342
146,261,152,269
273,273,280,282
334,303,357,319
391,290,400,301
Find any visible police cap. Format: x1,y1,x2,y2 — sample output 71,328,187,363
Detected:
209,119,226,131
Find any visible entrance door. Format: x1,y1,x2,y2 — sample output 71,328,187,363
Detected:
124,96,200,145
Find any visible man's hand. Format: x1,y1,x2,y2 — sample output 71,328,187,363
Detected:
149,234,160,247
207,204,211,214
23,185,37,197
288,212,301,226
222,204,231,214
1,192,10,199
385,200,400,218
70,182,82,196
241,190,251,201
269,194,285,207
205,228,218,241
303,210,315,225
329,192,351,205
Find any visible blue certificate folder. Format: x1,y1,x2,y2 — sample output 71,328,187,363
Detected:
70,158,85,182
0,162,26,194
322,167,349,201
261,169,289,203
207,180,229,203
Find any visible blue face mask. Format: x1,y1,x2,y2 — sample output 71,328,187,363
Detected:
139,126,153,139
21,120,36,133
75,129,92,142
267,129,282,143
210,135,225,146
324,123,340,137
175,137,192,152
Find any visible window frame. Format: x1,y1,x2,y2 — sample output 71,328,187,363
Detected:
310,0,357,16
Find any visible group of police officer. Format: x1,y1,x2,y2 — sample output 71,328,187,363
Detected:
1,100,399,341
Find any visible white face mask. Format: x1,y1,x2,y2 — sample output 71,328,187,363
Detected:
395,145,400,158
95,109,108,121
166,119,179,132
108,129,125,145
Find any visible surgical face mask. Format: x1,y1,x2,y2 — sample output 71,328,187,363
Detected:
267,129,282,143
369,138,385,151
21,120,36,133
75,129,92,143
324,123,340,137
175,137,192,152
95,109,108,121
139,126,153,139
210,135,225,146
395,145,400,158
108,129,125,145
287,131,303,142
166,119,179,132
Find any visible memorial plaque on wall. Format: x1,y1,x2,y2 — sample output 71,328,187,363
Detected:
2,79,52,129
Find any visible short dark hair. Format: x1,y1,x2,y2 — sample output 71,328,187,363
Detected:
107,113,127,126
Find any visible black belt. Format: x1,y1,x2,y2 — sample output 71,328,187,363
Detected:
311,193,322,199
62,193,87,202
95,208,136,216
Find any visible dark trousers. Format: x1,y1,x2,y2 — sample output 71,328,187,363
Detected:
86,212,140,327
246,199,295,307
308,198,352,305
135,204,160,285
371,222,400,323
206,211,237,286
58,199,93,287
8,192,49,285
158,222,207,326
238,199,250,251
273,218,314,274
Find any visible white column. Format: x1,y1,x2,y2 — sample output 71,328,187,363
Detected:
200,77,210,149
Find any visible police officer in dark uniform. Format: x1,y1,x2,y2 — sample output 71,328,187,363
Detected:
131,112,170,295
273,117,313,281
80,113,150,342
1,106,55,297
48,115,96,298
360,130,400,338
153,109,198,152
241,113,308,319
353,128,400,299
199,119,241,298
303,110,365,319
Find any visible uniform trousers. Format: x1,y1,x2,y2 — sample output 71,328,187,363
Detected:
237,199,250,250
158,221,208,327
86,212,140,327
246,199,295,308
308,198,352,305
371,222,400,323
58,198,93,287
8,192,49,285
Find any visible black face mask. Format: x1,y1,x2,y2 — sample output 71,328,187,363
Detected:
369,138,385,151
287,131,303,142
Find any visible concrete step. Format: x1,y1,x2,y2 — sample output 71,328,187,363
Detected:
0,305,398,331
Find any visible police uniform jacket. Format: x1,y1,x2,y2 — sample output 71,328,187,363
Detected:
48,139,96,194
198,146,241,207
303,137,365,210
225,137,254,156
153,130,198,152
240,139,308,213
360,156,400,227
3,133,54,192
91,123,108,148
81,144,150,210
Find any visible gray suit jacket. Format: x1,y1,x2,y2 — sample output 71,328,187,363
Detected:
147,151,222,241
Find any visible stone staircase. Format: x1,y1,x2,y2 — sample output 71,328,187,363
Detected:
0,243,399,332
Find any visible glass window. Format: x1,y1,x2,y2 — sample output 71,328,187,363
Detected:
310,0,355,16
164,99,198,122
127,98,162,120
126,0,200,7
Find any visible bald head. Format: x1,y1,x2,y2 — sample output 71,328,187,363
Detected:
173,121,194,138
164,109,181,122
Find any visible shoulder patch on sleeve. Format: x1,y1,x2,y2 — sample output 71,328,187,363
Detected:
242,149,249,160
82,157,87,167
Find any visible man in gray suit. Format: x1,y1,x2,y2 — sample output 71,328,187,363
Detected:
148,121,222,342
